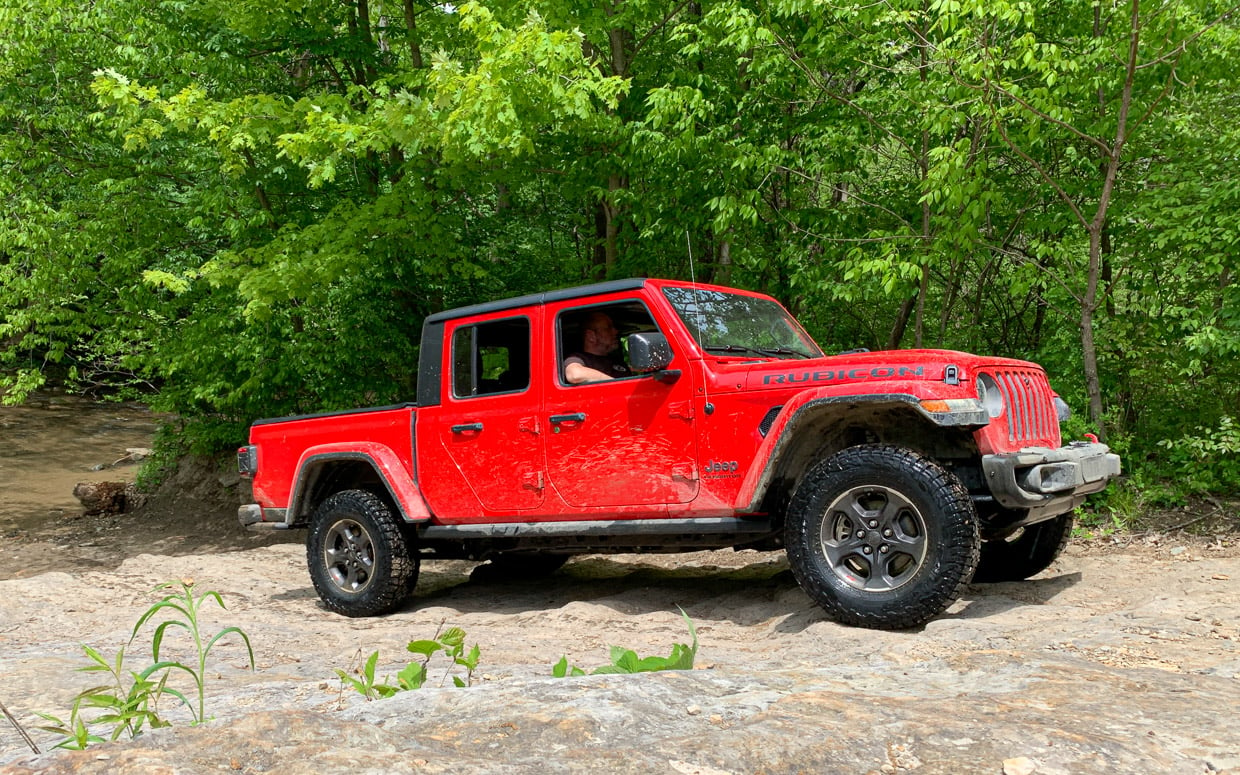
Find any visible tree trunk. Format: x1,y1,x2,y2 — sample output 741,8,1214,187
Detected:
1077,0,1142,440
1081,227,1106,439
402,0,425,69
888,296,916,349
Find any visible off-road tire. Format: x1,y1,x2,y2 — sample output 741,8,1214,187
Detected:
972,513,1073,583
785,445,980,630
307,489,419,617
471,553,570,582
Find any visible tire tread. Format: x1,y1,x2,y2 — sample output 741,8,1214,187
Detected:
785,445,980,630
307,489,419,617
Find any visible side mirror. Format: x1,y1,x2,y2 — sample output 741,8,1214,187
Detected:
628,332,674,373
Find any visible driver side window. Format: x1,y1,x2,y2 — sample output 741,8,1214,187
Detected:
557,301,658,386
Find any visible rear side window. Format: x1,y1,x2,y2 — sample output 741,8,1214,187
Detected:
451,317,530,398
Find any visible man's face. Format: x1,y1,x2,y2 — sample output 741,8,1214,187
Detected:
588,317,619,354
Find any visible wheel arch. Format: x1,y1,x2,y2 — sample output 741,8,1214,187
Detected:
743,395,982,520
289,443,432,526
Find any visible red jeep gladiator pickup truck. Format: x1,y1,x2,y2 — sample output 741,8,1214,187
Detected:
238,278,1120,629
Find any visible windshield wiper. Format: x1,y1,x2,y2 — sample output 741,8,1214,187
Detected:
758,347,813,359
704,344,766,357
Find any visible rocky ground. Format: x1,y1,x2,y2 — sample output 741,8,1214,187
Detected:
0,396,1237,773
1,526,1238,774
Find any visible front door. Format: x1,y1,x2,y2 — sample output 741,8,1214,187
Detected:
544,299,699,509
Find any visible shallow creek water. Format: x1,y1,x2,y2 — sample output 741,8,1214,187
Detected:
0,394,161,576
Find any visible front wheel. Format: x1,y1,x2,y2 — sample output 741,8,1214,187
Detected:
785,445,979,630
307,489,419,617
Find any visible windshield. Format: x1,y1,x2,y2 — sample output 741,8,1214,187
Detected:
662,287,824,360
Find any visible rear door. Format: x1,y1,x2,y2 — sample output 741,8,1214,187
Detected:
418,312,545,518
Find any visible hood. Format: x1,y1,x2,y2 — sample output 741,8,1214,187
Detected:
736,349,1030,391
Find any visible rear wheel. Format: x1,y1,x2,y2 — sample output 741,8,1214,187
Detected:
307,489,419,617
785,445,979,630
972,513,1073,583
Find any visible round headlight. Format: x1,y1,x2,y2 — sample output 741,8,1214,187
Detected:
975,374,1004,418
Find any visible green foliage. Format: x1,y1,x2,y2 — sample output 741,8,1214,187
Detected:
554,609,698,677
337,624,480,700
1074,482,1144,537
2,0,1240,496
335,650,412,701
35,581,252,749
35,643,175,749
129,580,255,725
1157,417,1240,496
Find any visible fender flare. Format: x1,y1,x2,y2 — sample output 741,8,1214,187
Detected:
735,391,988,513
288,441,433,524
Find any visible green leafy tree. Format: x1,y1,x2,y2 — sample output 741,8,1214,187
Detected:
3,0,1239,497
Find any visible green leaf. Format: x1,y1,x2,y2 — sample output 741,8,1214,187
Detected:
406,640,443,658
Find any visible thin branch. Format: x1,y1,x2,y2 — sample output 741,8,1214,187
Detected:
1135,2,1240,70
1,698,40,754
630,0,694,61
988,107,1091,231
976,75,1112,157
770,164,916,232
1090,0,1142,236
1129,58,1180,135
769,30,916,158
1002,248,1083,308
1126,3,1240,135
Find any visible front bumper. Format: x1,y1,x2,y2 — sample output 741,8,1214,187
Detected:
982,442,1121,514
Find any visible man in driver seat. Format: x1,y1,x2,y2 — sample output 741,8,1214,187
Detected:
564,311,631,383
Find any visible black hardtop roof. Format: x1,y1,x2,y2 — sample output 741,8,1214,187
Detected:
424,278,650,324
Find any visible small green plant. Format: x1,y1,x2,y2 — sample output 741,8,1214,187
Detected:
35,698,101,751
35,644,176,749
1074,478,1145,537
337,623,481,700
554,609,698,677
36,580,253,749
131,580,255,724
406,626,481,688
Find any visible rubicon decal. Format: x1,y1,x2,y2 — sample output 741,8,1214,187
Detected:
763,365,925,385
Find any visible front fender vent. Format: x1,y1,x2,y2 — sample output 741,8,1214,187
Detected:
759,406,784,437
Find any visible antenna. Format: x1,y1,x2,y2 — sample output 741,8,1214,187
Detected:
686,231,713,415
687,229,696,286
686,230,705,338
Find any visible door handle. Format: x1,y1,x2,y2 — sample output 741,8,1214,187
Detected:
548,412,587,425
451,422,484,434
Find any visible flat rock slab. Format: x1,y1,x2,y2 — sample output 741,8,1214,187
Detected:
3,660,1236,775
1,542,1237,773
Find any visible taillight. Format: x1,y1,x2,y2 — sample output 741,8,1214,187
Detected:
237,446,257,477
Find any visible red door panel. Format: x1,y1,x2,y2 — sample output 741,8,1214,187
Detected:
544,375,699,507
543,293,700,509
